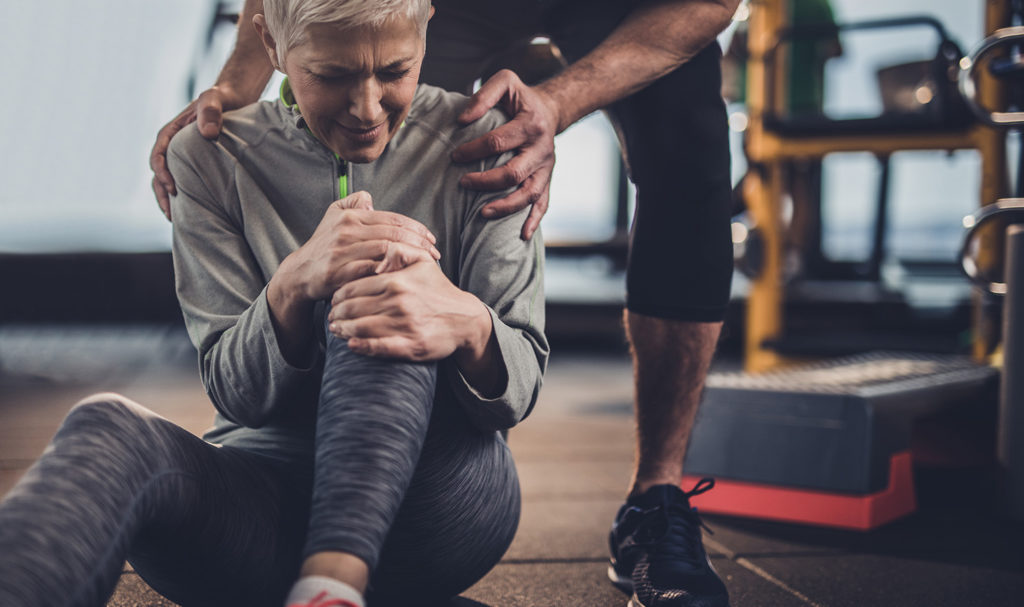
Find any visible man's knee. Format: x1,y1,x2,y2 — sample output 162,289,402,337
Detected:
625,312,723,361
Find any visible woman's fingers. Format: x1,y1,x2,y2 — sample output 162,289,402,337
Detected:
329,293,390,326
348,224,439,260
331,271,395,306
326,239,435,293
348,335,420,359
325,261,473,363
364,210,438,245
333,190,375,211
323,239,437,302
324,205,440,259
331,259,380,289
331,198,437,246
375,241,437,274
328,316,424,361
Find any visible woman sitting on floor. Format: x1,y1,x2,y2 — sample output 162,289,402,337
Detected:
0,1,547,605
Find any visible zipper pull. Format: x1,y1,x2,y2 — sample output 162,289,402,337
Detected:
334,154,348,198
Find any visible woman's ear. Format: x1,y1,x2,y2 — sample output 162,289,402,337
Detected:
252,14,283,71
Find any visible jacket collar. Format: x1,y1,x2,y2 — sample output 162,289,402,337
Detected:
279,78,308,130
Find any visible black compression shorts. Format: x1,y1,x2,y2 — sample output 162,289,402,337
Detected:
425,0,734,322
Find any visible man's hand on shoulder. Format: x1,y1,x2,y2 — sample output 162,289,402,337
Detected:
452,70,561,241
150,85,251,221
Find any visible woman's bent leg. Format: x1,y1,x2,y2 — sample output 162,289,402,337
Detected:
372,398,521,604
0,393,309,607
304,328,438,573
307,319,520,603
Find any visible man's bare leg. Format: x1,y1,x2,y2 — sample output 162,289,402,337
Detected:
623,311,722,498
608,311,729,605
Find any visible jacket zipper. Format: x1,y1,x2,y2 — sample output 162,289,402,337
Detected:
334,154,348,198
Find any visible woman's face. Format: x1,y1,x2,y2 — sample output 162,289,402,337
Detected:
283,17,424,162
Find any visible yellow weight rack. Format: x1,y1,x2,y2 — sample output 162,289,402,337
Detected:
740,0,1011,372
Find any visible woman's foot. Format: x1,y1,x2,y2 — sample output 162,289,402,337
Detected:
285,576,365,607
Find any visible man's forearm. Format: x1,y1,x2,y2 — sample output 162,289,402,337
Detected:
537,0,740,133
218,0,275,102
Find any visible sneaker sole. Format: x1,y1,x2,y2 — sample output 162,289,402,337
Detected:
606,564,633,594
629,593,727,607
614,558,730,607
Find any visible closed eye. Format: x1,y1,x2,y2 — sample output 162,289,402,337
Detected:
309,71,347,83
378,69,412,82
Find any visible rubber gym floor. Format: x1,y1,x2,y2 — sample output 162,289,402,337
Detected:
1,325,1022,606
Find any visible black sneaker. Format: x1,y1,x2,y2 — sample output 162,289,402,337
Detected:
608,479,729,607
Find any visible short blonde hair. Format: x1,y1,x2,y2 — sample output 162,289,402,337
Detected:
263,0,431,65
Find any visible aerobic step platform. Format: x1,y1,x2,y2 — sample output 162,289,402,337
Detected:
682,352,998,530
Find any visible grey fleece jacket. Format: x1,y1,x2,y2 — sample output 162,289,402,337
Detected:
167,83,548,459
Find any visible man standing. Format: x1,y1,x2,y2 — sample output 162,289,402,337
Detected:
150,1,739,605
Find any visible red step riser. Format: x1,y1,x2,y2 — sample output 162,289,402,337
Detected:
683,451,916,531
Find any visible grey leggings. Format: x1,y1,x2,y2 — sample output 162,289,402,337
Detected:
0,330,521,607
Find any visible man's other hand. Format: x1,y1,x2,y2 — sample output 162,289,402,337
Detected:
453,69,560,240
150,85,249,221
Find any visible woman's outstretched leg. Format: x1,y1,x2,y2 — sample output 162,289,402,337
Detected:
0,393,311,607
293,319,438,601
0,394,204,607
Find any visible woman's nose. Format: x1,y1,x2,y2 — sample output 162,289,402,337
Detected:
350,78,383,124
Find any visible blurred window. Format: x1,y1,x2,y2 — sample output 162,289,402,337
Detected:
820,150,981,262
0,0,988,260
0,0,227,252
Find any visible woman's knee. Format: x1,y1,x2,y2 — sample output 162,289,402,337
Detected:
57,393,168,458
64,392,152,430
